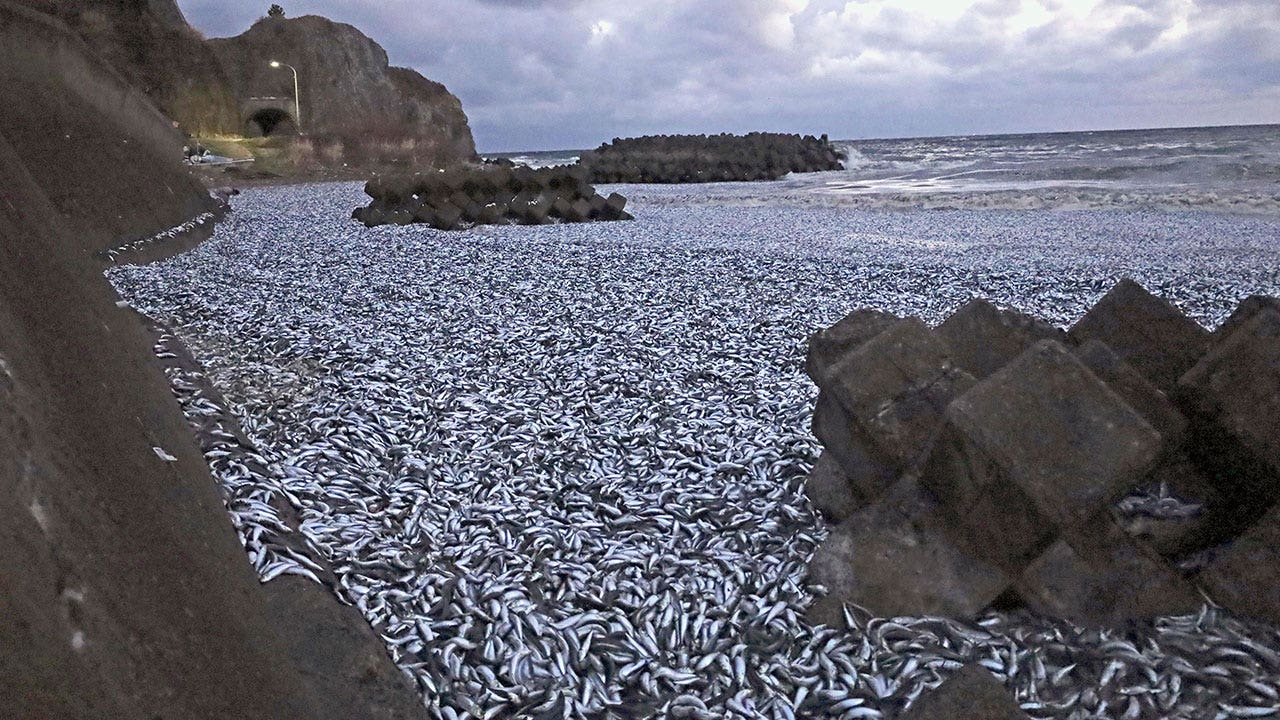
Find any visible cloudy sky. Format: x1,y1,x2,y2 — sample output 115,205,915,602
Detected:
177,0,1279,152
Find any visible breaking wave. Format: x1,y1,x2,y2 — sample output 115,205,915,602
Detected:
815,124,1280,213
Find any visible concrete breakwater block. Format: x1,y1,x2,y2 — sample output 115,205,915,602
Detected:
810,393,896,506
804,451,864,522
1200,506,1280,626
898,664,1029,720
1072,339,1187,447
1069,278,1210,391
578,132,845,184
936,298,1066,381
1115,452,1222,557
807,477,1011,626
1176,306,1280,525
823,318,976,473
1014,521,1201,626
923,341,1162,570
354,164,633,230
804,308,900,384
1214,295,1280,340
801,280,1280,624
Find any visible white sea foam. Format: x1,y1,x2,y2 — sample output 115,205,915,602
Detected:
822,125,1280,211
485,152,581,169
615,178,1280,215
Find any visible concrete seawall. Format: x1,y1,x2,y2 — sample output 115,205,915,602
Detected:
0,2,183,159
0,3,428,717
0,1,214,258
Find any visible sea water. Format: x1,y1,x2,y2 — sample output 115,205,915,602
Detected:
488,124,1280,213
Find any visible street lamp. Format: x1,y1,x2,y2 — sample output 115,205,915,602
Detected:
269,60,302,134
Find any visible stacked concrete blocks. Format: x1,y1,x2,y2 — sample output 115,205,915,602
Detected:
353,164,633,230
803,281,1280,629
578,132,845,184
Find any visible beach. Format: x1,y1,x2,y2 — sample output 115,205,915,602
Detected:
109,162,1280,719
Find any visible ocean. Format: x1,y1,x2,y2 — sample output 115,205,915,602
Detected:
487,124,1280,213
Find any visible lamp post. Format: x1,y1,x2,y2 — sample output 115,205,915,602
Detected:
269,60,302,134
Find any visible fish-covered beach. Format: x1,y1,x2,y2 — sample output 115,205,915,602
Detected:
110,129,1280,719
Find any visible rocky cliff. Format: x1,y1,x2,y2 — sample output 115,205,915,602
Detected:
0,1,219,254
12,2,476,165
210,15,476,163
0,5,315,716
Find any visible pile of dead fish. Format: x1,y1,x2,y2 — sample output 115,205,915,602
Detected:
579,132,844,184
146,322,334,588
353,164,631,229
100,211,219,262
108,183,1280,720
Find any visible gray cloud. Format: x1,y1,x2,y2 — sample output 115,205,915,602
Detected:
177,1,1280,150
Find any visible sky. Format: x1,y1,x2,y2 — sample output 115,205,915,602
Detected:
177,0,1280,152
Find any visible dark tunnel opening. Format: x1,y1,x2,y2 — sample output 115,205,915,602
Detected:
246,108,296,137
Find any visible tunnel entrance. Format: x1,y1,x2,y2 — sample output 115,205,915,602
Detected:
245,108,297,137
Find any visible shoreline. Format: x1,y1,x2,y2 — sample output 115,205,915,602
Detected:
202,167,1280,219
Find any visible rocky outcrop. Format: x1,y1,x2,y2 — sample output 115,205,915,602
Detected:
11,3,476,163
0,1,219,255
144,0,188,30
0,5,317,716
209,15,476,164
387,66,475,160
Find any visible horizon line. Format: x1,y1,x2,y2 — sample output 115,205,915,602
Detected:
479,121,1279,156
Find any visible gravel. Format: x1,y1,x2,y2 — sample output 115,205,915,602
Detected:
109,181,1280,720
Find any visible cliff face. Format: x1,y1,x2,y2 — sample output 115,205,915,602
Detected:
14,0,242,135
210,15,476,162
145,0,188,30
8,2,476,165
387,65,476,160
